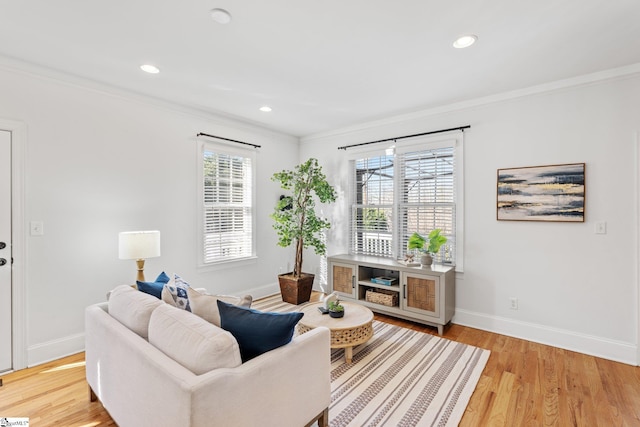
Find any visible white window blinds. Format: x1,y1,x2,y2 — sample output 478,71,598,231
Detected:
201,143,255,264
350,155,395,256
398,146,455,264
349,136,461,266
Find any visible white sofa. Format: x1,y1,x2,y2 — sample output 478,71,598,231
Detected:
85,285,331,427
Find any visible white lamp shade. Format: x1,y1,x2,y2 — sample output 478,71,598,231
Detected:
118,230,161,260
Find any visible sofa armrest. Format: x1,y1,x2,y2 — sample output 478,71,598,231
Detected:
190,326,331,427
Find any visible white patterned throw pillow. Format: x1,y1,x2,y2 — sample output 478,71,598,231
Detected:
161,274,192,311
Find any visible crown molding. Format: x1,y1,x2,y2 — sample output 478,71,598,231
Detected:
301,62,640,144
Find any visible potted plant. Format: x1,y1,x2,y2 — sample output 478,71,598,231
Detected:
271,158,337,304
407,229,448,267
328,299,345,318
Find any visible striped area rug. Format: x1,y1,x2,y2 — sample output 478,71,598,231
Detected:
252,295,490,427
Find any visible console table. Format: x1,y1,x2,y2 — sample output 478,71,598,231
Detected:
328,254,455,335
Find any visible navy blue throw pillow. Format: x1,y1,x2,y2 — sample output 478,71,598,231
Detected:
217,300,304,362
136,271,170,299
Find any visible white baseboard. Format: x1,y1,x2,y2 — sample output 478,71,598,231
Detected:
242,282,280,300
243,281,328,301
27,333,85,367
453,309,638,366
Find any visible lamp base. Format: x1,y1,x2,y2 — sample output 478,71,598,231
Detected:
136,259,146,282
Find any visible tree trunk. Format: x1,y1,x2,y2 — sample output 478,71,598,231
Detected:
294,238,304,277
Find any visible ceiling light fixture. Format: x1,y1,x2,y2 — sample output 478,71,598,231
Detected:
453,34,478,49
259,106,272,112
140,64,160,74
210,8,232,24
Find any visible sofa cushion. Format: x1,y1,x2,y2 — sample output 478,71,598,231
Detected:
108,284,163,339
217,300,303,362
148,304,242,375
136,271,170,299
187,286,253,327
161,274,191,311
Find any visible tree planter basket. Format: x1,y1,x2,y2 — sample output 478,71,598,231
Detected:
278,273,314,305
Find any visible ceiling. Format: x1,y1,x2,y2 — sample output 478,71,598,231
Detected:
1,1,639,137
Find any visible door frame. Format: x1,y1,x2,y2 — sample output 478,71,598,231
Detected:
636,130,640,367
0,118,27,371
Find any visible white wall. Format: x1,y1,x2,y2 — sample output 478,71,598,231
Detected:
301,72,640,364
2,60,639,367
0,65,298,366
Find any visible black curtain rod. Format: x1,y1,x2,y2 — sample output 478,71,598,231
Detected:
197,132,261,149
337,125,470,150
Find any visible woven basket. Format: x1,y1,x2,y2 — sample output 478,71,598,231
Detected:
365,289,399,307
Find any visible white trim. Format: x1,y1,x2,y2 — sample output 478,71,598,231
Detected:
197,139,257,268
301,62,640,143
0,118,27,370
241,282,281,301
635,130,640,366
455,134,465,272
27,332,85,367
347,134,462,268
453,309,637,366
242,280,325,301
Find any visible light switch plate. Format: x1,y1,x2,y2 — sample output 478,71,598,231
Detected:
30,221,44,236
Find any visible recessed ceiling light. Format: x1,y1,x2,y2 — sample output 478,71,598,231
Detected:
210,8,232,24
140,64,160,74
259,106,272,112
453,34,478,49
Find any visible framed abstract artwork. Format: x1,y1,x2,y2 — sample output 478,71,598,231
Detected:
497,163,585,222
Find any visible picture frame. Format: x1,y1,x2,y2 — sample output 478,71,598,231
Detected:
497,163,585,222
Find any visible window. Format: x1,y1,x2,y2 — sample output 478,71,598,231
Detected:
351,155,395,257
199,141,255,265
349,134,463,268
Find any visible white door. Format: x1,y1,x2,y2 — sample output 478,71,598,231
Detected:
0,130,12,372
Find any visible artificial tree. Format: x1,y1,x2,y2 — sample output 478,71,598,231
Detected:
271,158,337,304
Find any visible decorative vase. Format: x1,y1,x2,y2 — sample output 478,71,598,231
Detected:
329,309,344,318
420,253,433,267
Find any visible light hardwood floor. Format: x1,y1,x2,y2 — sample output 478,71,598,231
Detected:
1,297,639,426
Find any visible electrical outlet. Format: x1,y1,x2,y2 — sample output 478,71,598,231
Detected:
509,297,518,310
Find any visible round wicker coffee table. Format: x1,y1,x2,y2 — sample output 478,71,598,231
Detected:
298,301,374,363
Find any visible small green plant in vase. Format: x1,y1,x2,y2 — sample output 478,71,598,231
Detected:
407,229,448,267
328,299,345,318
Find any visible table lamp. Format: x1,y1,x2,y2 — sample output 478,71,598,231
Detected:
118,230,161,282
